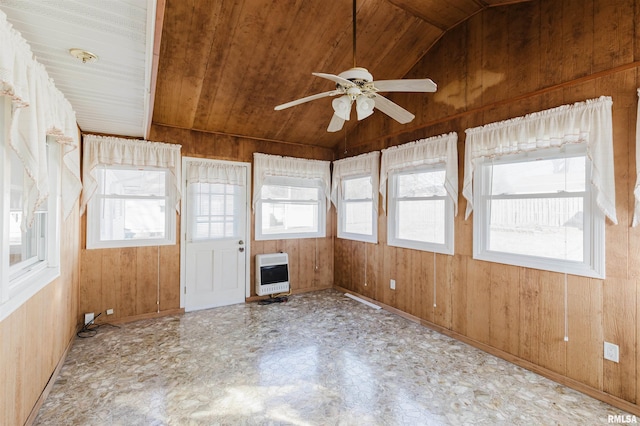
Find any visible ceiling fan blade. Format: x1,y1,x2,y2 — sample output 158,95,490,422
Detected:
373,94,415,124
327,113,345,132
274,90,341,110
373,78,437,93
312,72,354,88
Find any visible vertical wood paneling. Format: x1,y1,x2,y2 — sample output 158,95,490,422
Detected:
489,264,520,355
537,272,566,375
466,259,491,344
434,253,453,329
604,278,637,402
566,276,603,389
519,268,541,364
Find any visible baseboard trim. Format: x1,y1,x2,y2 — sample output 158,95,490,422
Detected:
101,308,185,325
24,329,76,426
334,286,640,417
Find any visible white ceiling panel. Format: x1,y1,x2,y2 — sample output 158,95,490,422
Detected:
0,0,155,138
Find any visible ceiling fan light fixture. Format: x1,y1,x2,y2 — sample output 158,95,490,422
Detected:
355,96,375,120
332,95,352,121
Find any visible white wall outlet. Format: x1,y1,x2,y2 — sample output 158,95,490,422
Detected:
390,279,396,290
604,341,619,363
84,312,94,325
106,308,114,315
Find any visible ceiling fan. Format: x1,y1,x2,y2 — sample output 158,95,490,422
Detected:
274,0,437,132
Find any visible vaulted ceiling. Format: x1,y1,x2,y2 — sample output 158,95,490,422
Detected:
1,0,532,150
152,0,533,150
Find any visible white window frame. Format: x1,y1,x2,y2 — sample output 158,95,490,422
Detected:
337,174,377,243
387,164,454,254
472,144,605,278
1,97,61,321
86,165,176,249
255,176,326,241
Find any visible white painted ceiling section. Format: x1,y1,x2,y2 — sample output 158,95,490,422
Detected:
0,0,156,138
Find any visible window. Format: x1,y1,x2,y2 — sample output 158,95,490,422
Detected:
338,176,376,242
253,153,330,241
256,177,326,240
380,133,458,254
87,166,176,249
388,165,454,253
189,182,242,240
332,151,379,243
473,145,604,277
1,98,61,315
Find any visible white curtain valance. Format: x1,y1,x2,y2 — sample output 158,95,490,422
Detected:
81,135,182,214
634,89,640,227
1,10,81,223
253,153,331,210
463,96,617,224
331,151,380,209
186,160,246,186
380,132,458,215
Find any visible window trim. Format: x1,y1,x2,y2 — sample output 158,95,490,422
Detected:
387,164,455,254
86,164,176,249
337,173,378,243
255,176,326,241
472,144,605,278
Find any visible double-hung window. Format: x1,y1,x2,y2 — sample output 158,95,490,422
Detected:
87,166,175,248
463,96,617,278
388,165,454,252
380,133,458,254
253,153,330,241
473,145,604,277
81,135,182,249
332,151,379,243
1,97,61,319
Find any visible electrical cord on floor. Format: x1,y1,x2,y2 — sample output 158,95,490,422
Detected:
76,313,121,338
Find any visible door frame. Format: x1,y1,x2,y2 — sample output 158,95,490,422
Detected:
179,156,252,309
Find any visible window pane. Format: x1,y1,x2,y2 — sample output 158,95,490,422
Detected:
190,183,240,240
343,177,372,200
101,168,166,197
100,198,166,241
344,201,373,235
491,156,586,195
9,148,46,268
261,202,318,235
488,197,583,261
397,199,445,244
262,184,318,201
397,170,446,197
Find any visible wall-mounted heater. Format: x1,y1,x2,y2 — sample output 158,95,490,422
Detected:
255,253,290,296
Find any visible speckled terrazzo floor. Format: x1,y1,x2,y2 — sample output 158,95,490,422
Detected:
35,289,630,425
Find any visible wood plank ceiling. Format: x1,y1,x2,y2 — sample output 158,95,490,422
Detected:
152,0,531,150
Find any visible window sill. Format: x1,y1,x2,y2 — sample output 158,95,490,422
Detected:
1,266,60,322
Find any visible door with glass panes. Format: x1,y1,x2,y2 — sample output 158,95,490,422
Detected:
183,158,249,311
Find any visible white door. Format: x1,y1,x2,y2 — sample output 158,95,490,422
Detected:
182,158,250,311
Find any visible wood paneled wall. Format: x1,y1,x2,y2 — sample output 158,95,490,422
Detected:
0,205,80,426
78,126,335,324
335,0,640,413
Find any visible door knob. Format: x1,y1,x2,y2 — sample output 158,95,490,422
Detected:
239,247,245,252
239,240,244,245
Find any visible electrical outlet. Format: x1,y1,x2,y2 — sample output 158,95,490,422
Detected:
604,342,619,363
84,312,94,325
390,279,396,290
106,308,114,315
